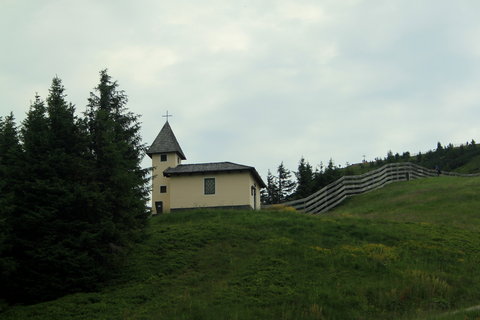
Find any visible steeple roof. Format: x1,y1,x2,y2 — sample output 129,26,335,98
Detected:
147,121,186,159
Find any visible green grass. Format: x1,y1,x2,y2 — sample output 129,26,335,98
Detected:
456,154,480,174
329,176,480,230
2,176,480,319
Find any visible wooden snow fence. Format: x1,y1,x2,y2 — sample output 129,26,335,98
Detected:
265,162,480,214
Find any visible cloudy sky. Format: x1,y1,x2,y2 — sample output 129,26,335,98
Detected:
2,0,480,180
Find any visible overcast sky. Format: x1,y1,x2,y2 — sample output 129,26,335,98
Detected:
2,0,480,181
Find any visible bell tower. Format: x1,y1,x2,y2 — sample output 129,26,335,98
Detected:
147,114,186,214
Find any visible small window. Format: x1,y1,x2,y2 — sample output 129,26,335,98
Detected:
160,154,167,162
160,186,167,193
204,178,215,195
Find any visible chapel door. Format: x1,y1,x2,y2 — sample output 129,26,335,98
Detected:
155,201,163,214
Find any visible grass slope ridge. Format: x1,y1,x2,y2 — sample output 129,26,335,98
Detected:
2,177,480,320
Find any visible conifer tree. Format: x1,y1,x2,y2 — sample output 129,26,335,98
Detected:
85,70,148,247
0,113,22,295
277,162,296,202
4,86,95,302
7,95,55,301
436,142,444,153
321,158,341,185
313,162,327,190
386,150,394,163
0,113,22,217
262,170,279,204
1,73,150,303
38,77,102,298
294,157,314,199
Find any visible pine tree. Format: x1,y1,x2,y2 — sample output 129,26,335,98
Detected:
313,162,327,190
85,70,148,247
39,77,102,299
1,73,150,303
321,158,340,185
277,162,296,202
436,142,444,153
294,157,314,199
262,170,279,204
386,150,394,163
7,95,55,301
0,113,22,295
4,86,94,302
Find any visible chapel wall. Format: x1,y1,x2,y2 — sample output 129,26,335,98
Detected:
169,172,255,210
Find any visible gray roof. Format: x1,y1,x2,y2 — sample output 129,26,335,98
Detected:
164,162,266,188
147,121,186,159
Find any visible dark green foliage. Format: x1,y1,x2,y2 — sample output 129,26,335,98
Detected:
0,72,149,304
5,95,54,301
302,158,343,196
85,70,149,246
386,150,395,163
4,81,101,302
277,162,296,202
0,113,22,294
262,163,296,204
320,158,342,185
261,170,279,204
293,157,314,199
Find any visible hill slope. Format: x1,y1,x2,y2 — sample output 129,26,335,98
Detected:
2,176,480,320
329,176,480,230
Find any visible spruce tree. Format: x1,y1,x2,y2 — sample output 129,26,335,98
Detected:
8,95,55,301
0,113,22,296
294,157,314,199
386,150,394,163
40,77,102,299
85,70,148,248
262,170,279,204
5,87,94,302
277,162,296,202
436,142,444,153
313,162,327,190
322,158,340,185
5,78,114,302
1,73,149,303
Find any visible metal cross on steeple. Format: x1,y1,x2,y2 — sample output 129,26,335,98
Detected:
162,110,172,122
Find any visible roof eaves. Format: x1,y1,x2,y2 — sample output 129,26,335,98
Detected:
163,162,266,188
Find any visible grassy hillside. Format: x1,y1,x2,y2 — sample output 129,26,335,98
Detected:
329,176,480,230
2,176,480,320
455,154,480,174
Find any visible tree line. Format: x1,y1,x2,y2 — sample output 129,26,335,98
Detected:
261,157,344,204
0,71,149,303
262,140,480,204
